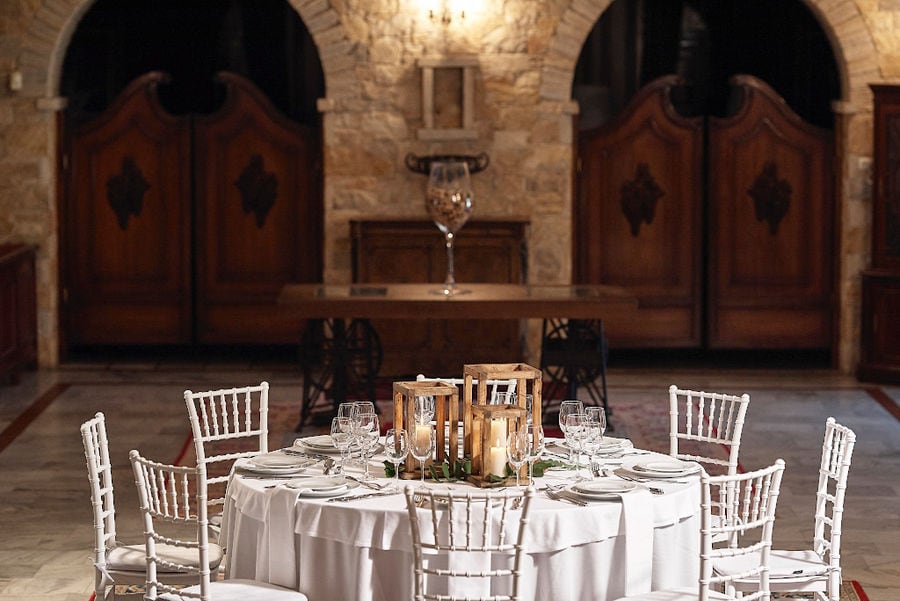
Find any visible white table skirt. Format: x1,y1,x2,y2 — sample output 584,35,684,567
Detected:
220,450,700,601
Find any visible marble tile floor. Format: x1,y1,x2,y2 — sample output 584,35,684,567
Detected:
0,359,898,601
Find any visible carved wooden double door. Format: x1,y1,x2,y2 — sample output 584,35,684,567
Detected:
576,74,834,349
63,71,321,346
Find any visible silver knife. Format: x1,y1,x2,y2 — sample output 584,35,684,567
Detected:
326,489,402,503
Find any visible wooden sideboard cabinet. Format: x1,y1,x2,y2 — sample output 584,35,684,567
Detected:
860,85,900,383
351,220,528,376
0,244,37,383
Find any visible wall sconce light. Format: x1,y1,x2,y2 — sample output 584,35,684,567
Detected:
425,0,467,25
430,7,464,25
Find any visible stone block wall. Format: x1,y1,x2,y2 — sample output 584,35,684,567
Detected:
0,0,892,373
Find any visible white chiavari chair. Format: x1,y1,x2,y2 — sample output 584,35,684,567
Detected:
129,449,308,601
81,412,202,601
183,382,269,534
669,385,750,476
404,485,535,601
611,459,786,601
716,418,856,601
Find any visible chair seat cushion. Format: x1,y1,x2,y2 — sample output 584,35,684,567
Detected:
714,548,828,584
107,541,224,572
161,579,309,601
610,587,731,600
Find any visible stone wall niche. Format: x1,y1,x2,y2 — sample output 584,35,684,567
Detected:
418,55,478,140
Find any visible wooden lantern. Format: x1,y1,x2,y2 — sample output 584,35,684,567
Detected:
392,380,459,479
462,362,543,454
469,403,527,486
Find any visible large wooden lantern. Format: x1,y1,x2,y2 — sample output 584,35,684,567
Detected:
463,363,542,486
392,380,459,478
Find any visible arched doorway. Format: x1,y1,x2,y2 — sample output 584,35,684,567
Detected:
572,0,840,359
58,0,325,351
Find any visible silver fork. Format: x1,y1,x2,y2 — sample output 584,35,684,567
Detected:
343,474,390,490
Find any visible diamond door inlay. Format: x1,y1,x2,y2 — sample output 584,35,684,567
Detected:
234,153,277,228
747,161,791,235
106,156,150,230
620,162,664,236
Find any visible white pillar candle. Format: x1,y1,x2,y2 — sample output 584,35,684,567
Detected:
487,445,507,477
486,419,508,476
415,424,432,453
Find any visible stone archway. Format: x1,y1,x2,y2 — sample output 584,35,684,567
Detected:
540,0,880,372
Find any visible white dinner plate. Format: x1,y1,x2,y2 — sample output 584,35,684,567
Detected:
297,435,339,450
240,455,312,475
621,457,701,478
285,476,360,497
569,480,637,500
248,453,312,469
549,437,631,453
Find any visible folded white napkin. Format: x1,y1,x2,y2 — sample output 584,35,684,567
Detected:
620,487,654,596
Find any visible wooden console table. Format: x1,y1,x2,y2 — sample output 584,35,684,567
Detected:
278,283,637,427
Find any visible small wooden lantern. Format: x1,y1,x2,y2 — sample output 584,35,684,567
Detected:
392,380,459,479
469,403,526,486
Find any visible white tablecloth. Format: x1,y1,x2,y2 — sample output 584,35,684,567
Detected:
219,447,700,601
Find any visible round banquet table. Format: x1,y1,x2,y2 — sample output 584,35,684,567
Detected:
219,442,700,601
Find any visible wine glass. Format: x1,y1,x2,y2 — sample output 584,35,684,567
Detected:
558,400,584,464
414,395,435,425
355,413,380,478
337,402,356,420
524,424,545,485
581,419,603,479
585,406,607,444
506,429,529,490
563,412,587,470
425,160,473,296
409,423,436,484
330,416,353,475
384,428,408,488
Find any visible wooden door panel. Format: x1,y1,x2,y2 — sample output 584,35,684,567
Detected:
708,75,833,348
576,76,704,347
194,72,320,344
66,72,191,344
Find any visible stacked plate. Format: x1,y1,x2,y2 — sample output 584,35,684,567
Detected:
568,480,637,500
284,475,359,497
293,435,383,455
549,436,632,454
241,452,314,475
295,434,344,454
619,458,701,479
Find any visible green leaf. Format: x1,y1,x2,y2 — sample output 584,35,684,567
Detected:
531,459,564,478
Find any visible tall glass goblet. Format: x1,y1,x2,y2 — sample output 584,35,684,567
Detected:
356,413,380,478
384,428,408,488
410,424,436,485
558,400,584,464
425,160,473,296
330,416,353,475
585,406,607,445
524,424,545,485
507,429,529,490
563,412,587,471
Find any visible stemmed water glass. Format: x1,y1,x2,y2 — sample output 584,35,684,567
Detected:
524,423,545,485
355,413,380,478
506,429,529,490
558,400,584,464
425,160,474,296
383,428,408,488
330,416,353,475
585,406,607,443
409,423,436,485
563,412,587,471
